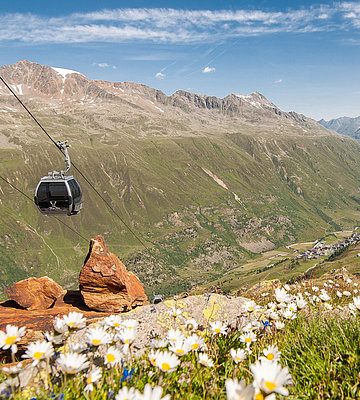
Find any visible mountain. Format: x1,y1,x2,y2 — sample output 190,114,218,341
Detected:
1,60,360,298
318,116,360,140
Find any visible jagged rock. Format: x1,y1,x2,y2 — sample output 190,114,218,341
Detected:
5,277,66,310
79,235,148,312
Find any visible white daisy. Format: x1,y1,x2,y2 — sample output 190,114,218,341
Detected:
62,312,86,330
251,358,292,397
115,386,141,400
56,352,89,374
22,340,54,366
230,348,247,364
210,321,227,335
85,326,112,347
0,325,26,354
260,345,281,362
225,378,254,400
141,384,170,400
154,351,180,373
198,353,214,368
84,366,102,392
168,338,191,357
104,346,123,367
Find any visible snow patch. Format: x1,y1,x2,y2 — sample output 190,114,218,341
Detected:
202,168,228,190
10,84,23,95
154,106,164,113
51,67,82,83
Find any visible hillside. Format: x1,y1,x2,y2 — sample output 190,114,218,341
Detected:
1,60,360,297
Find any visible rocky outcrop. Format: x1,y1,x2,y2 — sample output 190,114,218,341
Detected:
5,276,66,310
79,235,148,312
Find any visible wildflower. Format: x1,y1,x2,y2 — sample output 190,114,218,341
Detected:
149,338,168,348
149,349,161,366
53,317,68,333
274,321,285,330
121,319,138,332
117,328,136,346
336,290,343,298
282,309,296,320
167,329,184,343
319,292,331,302
68,342,87,353
22,340,54,366
230,348,247,364
312,286,319,292
102,315,123,329
115,386,141,400
304,291,311,297
0,325,26,354
141,384,170,400
261,320,273,329
85,326,112,347
324,303,333,310
44,331,63,345
354,282,359,287
243,300,257,313
56,352,89,374
154,351,180,372
287,302,297,313
198,352,214,368
210,321,227,335
169,306,182,318
225,378,255,400
186,334,204,351
62,312,86,330
261,292,269,297
260,345,281,362
121,367,134,383
295,297,307,309
275,288,291,303
105,346,123,367
239,331,257,345
328,279,334,284
185,318,198,332
267,311,279,320
343,291,352,297
349,303,357,316
353,296,360,310
168,338,191,356
84,367,102,392
251,358,292,397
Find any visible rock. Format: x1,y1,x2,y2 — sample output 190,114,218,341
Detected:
79,235,148,312
5,277,66,310
69,293,249,357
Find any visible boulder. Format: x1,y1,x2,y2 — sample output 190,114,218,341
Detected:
79,235,148,312
5,277,66,310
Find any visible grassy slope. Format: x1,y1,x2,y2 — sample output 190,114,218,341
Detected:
2,101,360,297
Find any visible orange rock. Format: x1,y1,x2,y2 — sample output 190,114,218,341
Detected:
5,277,66,310
79,235,148,312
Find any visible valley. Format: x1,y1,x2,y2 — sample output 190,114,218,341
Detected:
1,60,360,299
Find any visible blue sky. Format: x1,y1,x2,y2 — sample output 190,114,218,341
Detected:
1,0,360,120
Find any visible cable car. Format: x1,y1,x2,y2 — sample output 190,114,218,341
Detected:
34,141,83,216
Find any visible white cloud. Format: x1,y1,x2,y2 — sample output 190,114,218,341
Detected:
155,72,166,79
0,4,359,44
202,66,216,73
93,62,117,69
274,79,283,84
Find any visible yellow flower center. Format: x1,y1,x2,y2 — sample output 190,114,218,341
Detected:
92,339,101,345
248,307,254,311
215,328,220,333
191,344,199,350
113,323,120,327
245,338,252,343
5,337,17,345
87,377,92,384
265,381,276,391
161,362,171,371
266,353,274,360
107,354,116,363
33,352,44,360
255,393,264,400
151,358,156,365
176,349,185,355
68,322,74,327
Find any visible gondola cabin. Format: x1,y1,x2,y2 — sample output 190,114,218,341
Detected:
34,175,83,216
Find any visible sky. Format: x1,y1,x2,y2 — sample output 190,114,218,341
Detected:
1,0,360,120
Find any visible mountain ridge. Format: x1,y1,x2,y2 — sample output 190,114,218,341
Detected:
0,59,359,298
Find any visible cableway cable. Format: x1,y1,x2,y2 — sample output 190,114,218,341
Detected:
0,75,151,251
0,174,89,243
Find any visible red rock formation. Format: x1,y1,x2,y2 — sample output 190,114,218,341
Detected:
79,235,148,312
5,277,66,310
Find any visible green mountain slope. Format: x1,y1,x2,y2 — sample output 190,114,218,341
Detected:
1,61,360,298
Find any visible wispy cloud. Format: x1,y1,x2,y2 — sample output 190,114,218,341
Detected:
202,66,216,73
0,4,359,44
274,79,283,84
93,62,117,69
155,72,166,79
